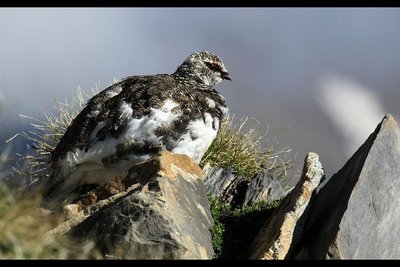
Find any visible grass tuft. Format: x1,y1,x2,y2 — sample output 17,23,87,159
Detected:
12,88,95,182
201,115,293,180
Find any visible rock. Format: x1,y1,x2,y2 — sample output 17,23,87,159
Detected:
203,164,238,201
46,210,86,237
203,164,286,206
68,151,214,259
62,204,80,220
243,170,287,206
249,152,325,259
292,114,400,259
46,187,136,236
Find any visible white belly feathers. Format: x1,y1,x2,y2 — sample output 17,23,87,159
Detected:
171,112,219,163
57,99,220,185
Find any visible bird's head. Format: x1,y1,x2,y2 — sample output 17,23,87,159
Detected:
173,51,231,87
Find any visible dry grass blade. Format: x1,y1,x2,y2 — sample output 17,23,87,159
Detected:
0,184,101,259
14,87,96,182
201,115,293,180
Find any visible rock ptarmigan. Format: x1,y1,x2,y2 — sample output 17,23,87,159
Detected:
35,51,231,207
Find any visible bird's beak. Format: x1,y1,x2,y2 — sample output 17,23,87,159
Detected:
221,71,232,81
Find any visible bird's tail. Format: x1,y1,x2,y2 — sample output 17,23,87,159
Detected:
42,167,94,210
40,168,75,210
19,167,71,210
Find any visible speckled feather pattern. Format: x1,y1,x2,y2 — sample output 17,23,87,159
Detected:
40,51,230,204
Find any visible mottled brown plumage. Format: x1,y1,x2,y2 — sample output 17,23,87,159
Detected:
34,51,231,207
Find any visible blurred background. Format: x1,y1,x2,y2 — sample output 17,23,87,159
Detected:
0,8,399,185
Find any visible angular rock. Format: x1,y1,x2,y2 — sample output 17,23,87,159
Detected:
243,170,287,206
69,151,214,259
203,164,286,206
249,152,325,259
292,114,400,259
203,164,237,201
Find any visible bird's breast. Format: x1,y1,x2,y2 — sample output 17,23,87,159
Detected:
169,112,220,163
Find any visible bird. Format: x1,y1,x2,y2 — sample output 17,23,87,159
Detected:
31,51,231,207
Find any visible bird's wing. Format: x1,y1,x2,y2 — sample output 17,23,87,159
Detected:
50,78,128,164
40,76,171,202
50,75,175,166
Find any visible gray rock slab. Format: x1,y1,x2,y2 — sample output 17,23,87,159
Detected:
203,164,287,206
203,164,236,198
293,114,400,259
249,152,325,259
69,151,214,259
243,170,287,206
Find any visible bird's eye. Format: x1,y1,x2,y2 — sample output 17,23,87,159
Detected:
205,62,221,72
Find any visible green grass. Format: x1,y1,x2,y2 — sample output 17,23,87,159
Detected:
208,196,231,256
208,195,282,259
